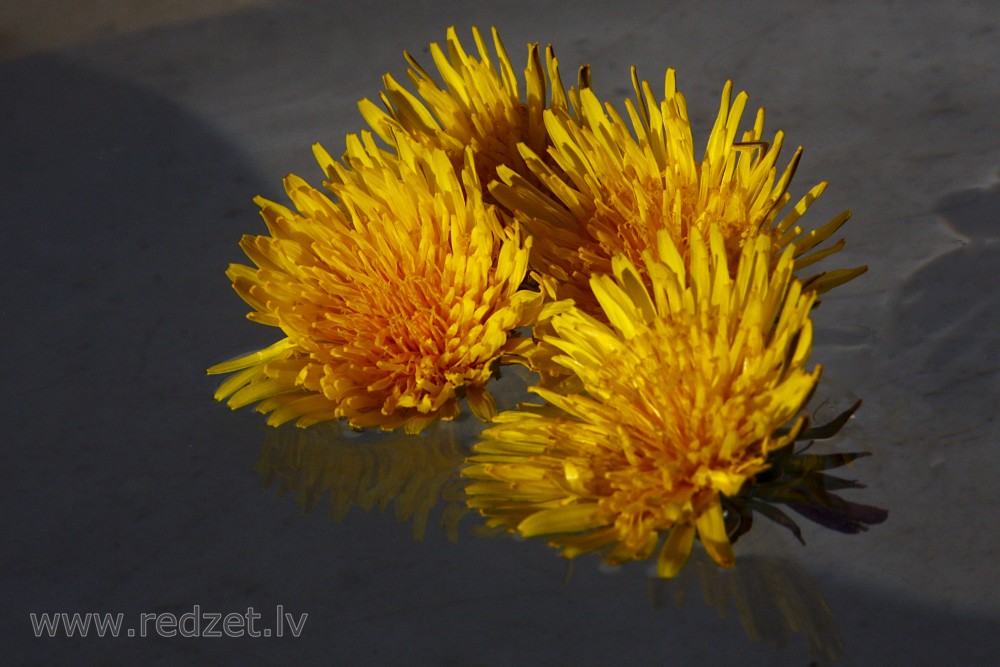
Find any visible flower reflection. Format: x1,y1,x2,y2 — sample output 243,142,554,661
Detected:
647,548,844,664
256,421,471,541
253,415,849,664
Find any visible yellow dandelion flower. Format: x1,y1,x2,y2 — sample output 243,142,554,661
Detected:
463,224,820,577
359,25,589,192
491,67,866,316
208,136,543,433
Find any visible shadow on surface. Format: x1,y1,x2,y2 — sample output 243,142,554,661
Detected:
0,51,275,663
883,183,1000,425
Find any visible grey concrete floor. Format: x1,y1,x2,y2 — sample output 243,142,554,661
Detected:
2,0,999,664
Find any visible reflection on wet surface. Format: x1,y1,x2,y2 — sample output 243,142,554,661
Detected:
648,551,844,664
257,422,471,541
255,420,846,663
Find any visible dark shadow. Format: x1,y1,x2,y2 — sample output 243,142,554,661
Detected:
0,51,274,663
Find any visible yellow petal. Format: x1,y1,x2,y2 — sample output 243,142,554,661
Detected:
518,503,602,537
695,500,735,568
657,524,696,578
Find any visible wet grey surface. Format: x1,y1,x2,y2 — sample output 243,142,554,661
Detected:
2,1,999,664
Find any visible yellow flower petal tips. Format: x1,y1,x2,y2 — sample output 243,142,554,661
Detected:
359,26,589,194
491,68,866,316
208,137,543,433
463,225,821,576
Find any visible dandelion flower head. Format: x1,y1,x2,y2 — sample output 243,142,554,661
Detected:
208,135,543,433
463,224,820,576
492,68,866,316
